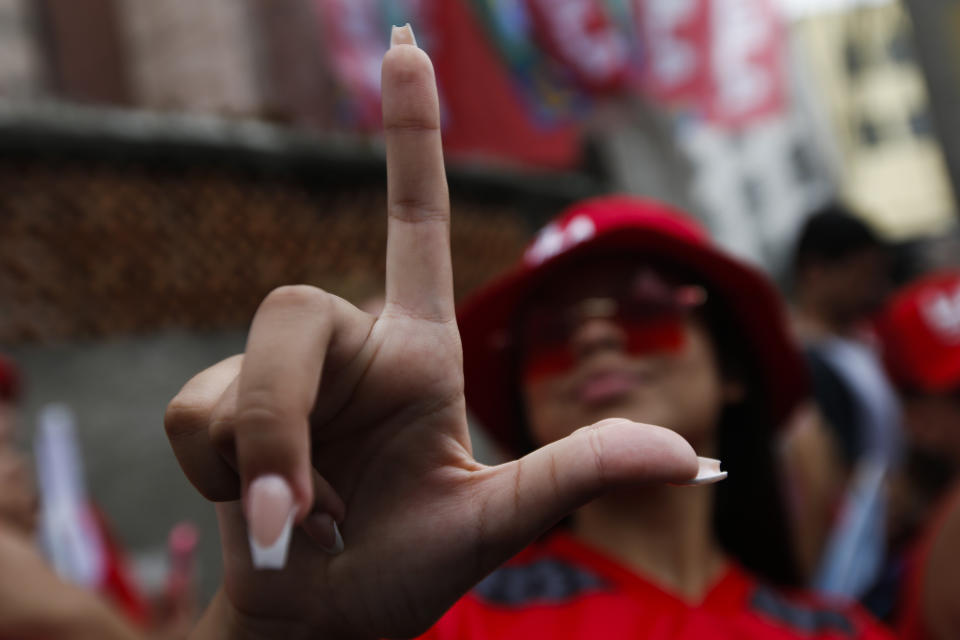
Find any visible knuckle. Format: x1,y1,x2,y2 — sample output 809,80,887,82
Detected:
231,401,295,440
207,413,236,453
388,200,448,224
383,45,433,84
261,285,329,314
164,394,211,441
582,425,607,484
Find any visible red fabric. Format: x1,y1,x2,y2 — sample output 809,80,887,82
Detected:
91,506,150,626
432,0,581,169
876,270,960,394
634,0,785,127
635,0,712,103
457,196,809,456
704,0,786,127
0,355,20,403
419,533,893,640
525,0,630,93
896,481,960,640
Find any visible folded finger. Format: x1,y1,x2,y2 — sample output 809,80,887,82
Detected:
165,355,243,501
233,287,369,541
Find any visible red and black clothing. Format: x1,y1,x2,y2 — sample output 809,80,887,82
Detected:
421,533,893,640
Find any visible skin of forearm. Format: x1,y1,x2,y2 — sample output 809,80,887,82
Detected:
38,591,142,640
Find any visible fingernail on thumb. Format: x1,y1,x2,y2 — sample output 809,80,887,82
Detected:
247,474,296,569
676,457,728,486
305,512,345,555
391,23,417,48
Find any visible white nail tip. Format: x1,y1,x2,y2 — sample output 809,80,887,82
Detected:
391,23,417,48
322,521,345,555
680,457,727,486
249,508,296,570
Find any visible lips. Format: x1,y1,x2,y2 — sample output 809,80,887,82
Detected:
575,369,640,405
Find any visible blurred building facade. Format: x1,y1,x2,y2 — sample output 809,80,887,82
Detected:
793,1,956,238
903,0,960,219
119,0,261,114
0,0,43,98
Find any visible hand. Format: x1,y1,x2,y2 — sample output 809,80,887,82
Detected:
166,25,699,640
0,525,139,640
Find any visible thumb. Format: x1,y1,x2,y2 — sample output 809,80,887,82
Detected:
483,419,700,548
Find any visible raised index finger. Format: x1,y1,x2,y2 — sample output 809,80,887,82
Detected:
382,25,453,322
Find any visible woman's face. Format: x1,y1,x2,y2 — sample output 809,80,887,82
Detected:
519,257,731,452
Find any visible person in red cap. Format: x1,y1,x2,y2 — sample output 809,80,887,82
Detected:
422,196,895,640
874,271,960,640
161,27,890,639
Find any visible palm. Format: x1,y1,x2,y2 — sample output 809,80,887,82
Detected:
167,29,699,640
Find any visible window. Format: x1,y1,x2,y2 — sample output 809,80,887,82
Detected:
909,109,933,137
790,141,815,183
844,38,863,78
859,119,880,146
741,177,763,215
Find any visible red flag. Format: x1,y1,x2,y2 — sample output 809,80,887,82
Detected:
635,0,711,103
433,0,581,169
636,0,785,127
705,0,785,127
525,0,631,93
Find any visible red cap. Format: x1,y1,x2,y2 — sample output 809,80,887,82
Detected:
457,196,808,455
876,271,960,393
0,355,20,403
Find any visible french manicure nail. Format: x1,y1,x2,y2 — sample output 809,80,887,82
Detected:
391,23,417,48
678,457,727,486
305,512,345,555
247,475,297,570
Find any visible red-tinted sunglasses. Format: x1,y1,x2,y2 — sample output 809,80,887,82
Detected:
518,280,707,381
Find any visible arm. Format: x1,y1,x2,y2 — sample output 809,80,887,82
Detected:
923,489,960,640
0,526,140,640
779,403,846,580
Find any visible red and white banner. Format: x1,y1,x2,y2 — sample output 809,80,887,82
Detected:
635,0,711,102
706,0,785,127
636,0,784,126
525,0,631,93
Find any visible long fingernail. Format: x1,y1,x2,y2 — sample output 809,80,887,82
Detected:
304,512,344,555
247,475,297,569
678,457,727,486
391,23,417,48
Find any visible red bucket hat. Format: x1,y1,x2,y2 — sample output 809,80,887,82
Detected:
457,196,808,456
876,270,960,393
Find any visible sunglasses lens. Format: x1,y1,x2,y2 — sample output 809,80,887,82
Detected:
520,312,687,382
522,345,575,381
623,315,686,355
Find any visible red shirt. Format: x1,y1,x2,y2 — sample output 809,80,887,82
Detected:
421,533,893,640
